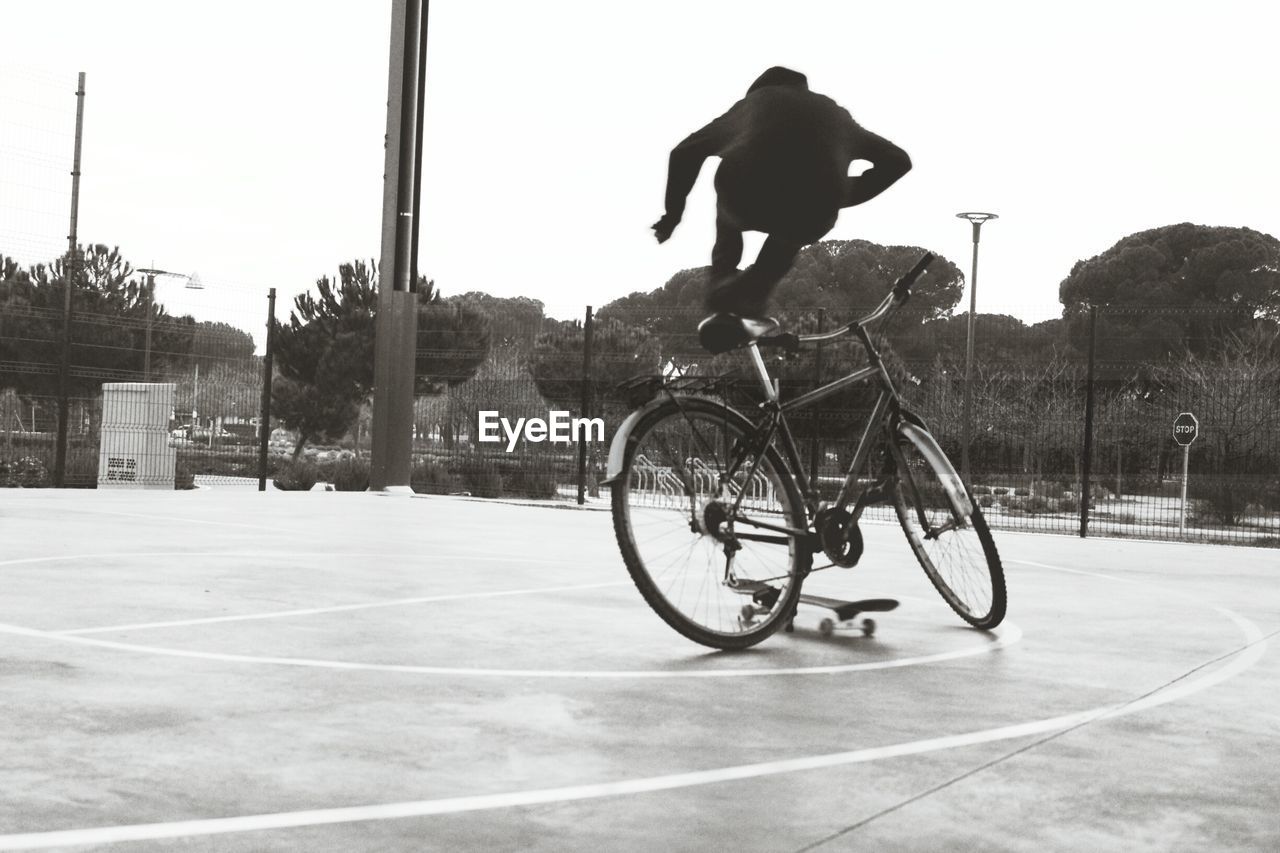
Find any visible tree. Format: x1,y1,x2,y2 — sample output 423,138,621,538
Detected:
531,317,662,414
0,244,197,397
448,293,545,352
416,295,491,396
1157,326,1280,525
777,240,963,322
599,239,964,374
1058,223,1280,361
270,260,491,458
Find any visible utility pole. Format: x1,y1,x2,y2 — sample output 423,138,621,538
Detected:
54,71,86,488
370,0,429,493
956,211,998,485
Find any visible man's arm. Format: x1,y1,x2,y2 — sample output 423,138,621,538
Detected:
842,126,912,208
653,114,732,243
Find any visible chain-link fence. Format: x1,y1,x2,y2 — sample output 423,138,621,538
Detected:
0,262,272,489
4,267,1276,547
589,303,1278,547
3,70,1275,544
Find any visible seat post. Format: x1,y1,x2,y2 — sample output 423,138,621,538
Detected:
747,343,779,403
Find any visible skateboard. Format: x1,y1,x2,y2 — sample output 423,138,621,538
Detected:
789,595,899,637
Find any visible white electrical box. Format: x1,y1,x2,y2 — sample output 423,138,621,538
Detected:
97,383,177,489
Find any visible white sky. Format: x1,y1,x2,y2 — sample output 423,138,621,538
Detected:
2,0,1277,337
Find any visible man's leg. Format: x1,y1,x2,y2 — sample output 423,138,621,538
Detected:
710,211,744,284
707,234,801,316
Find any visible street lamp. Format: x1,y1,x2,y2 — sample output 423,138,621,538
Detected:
135,268,202,381
955,212,997,485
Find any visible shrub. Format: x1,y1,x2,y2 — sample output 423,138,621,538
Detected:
322,458,369,492
1025,496,1052,514
274,460,319,491
978,495,994,508
0,456,50,488
972,485,991,495
1014,488,1031,497
495,460,560,499
992,487,1009,496
175,462,196,490
1060,496,1079,514
411,461,462,495
1033,480,1064,499
458,458,504,498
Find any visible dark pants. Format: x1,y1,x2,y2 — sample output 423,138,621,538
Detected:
707,209,805,315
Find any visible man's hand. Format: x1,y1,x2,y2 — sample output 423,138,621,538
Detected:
651,213,681,244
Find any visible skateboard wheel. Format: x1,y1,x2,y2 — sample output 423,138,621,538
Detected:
819,618,835,637
862,618,876,636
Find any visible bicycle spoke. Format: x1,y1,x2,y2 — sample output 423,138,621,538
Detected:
612,398,809,649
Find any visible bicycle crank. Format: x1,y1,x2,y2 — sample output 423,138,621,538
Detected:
814,504,863,568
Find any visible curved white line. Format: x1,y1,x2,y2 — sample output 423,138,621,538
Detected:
0,551,569,569
0,620,1023,679
0,609,1264,851
55,581,631,635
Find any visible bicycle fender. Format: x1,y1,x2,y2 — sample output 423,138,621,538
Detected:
601,394,753,486
601,397,667,485
897,422,974,517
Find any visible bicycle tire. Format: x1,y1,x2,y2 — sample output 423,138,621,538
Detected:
611,396,810,650
889,424,1006,629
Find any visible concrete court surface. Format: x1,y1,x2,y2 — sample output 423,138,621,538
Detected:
0,488,1276,852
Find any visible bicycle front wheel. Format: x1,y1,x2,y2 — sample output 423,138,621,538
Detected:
890,423,1006,629
611,396,810,650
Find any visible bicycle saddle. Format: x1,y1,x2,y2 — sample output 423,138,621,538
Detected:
697,313,781,354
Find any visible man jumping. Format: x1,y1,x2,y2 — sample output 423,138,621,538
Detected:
653,66,912,318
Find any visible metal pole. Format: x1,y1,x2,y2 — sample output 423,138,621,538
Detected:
956,212,997,486
1079,306,1098,538
578,308,596,502
408,1,428,292
370,0,426,493
258,288,276,491
54,71,86,488
576,307,593,502
1179,444,1189,535
192,361,199,443
143,274,155,381
809,307,825,486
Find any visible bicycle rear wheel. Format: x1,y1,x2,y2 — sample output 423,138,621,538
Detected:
611,396,809,650
889,424,1006,629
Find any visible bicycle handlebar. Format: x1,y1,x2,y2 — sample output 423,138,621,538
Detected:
893,252,935,302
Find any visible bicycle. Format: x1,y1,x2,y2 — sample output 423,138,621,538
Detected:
605,253,1006,650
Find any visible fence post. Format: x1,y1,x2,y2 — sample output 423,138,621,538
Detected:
577,306,594,506
258,288,276,491
808,307,825,486
1079,305,1098,537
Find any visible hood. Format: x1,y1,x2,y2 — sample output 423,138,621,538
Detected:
746,66,809,94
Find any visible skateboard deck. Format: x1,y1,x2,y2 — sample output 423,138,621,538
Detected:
791,595,899,637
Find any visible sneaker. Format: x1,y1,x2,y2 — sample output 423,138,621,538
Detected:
706,282,769,318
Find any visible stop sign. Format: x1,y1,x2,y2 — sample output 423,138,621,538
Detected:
1173,412,1199,446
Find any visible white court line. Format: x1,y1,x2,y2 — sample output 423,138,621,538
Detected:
0,551,570,570
54,581,631,635
16,552,1021,676
49,506,310,534
0,607,1264,851
0,619,1023,679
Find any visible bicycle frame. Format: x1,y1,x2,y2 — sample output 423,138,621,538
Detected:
735,319,902,521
